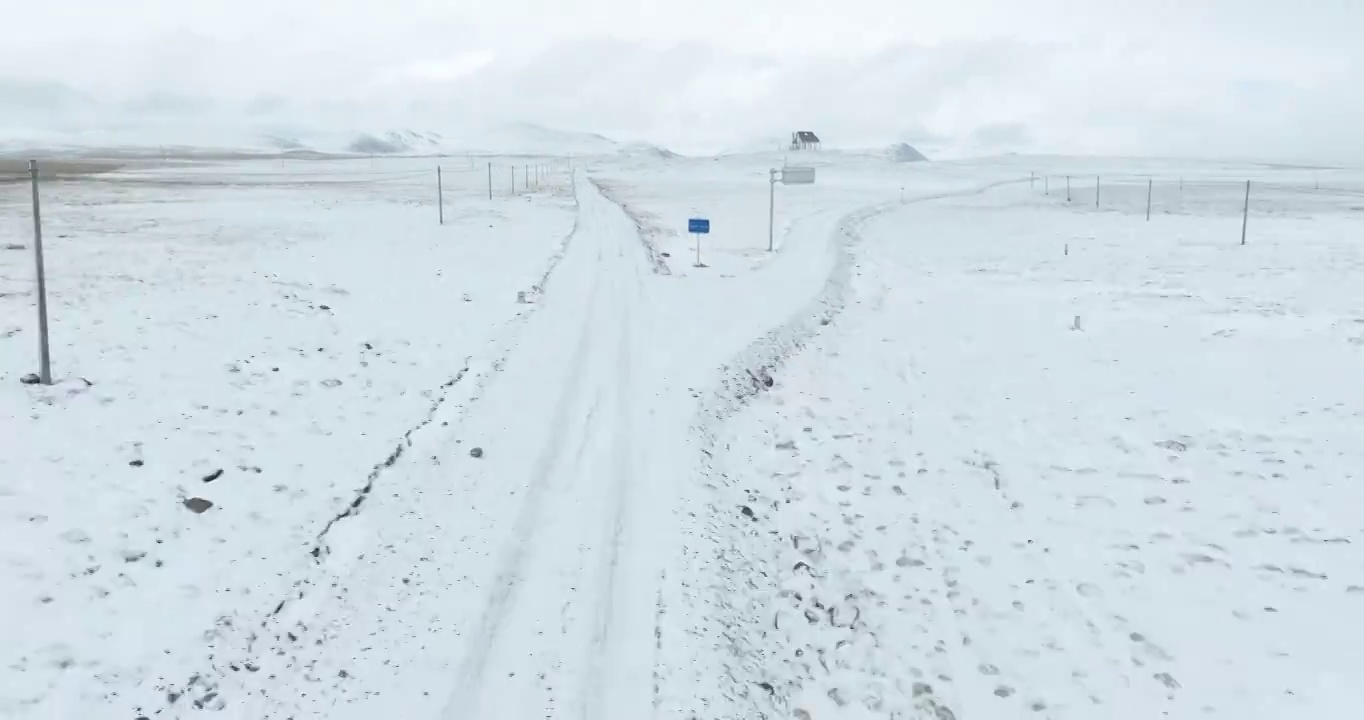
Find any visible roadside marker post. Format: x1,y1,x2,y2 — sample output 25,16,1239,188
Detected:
437,166,444,225
29,160,52,385
688,218,710,267
768,165,816,251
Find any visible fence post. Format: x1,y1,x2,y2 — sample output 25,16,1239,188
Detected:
1045,176,1049,195
511,166,515,195
1095,176,1100,208
437,166,444,225
1241,180,1250,246
487,162,492,200
29,160,52,385
1146,178,1152,221
1066,175,1071,202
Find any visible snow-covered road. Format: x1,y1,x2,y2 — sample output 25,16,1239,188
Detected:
8,150,1361,720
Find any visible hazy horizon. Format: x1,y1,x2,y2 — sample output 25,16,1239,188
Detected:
2,0,1362,161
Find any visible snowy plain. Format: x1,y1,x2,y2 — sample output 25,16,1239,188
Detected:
2,146,1362,720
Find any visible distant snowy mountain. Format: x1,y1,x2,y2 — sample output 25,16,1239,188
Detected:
0,76,636,156
889,143,930,162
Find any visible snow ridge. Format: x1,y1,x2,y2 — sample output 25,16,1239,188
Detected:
682,178,1025,717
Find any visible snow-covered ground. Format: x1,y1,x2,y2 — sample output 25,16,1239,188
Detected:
0,155,578,715
703,164,1364,719
3,149,1362,719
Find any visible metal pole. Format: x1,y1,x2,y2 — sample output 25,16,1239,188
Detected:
1146,179,1152,221
1096,176,1100,207
524,165,528,191
1241,180,1250,246
510,166,515,195
1066,175,1071,202
437,166,444,225
29,160,52,385
768,169,777,252
487,162,492,200
695,233,701,267
1045,176,1049,195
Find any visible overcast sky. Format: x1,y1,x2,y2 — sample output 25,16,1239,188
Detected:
1,0,1361,159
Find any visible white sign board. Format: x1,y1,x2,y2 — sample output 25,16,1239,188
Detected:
780,166,816,185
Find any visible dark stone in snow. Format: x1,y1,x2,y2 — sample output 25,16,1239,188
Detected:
183,497,214,514
469,447,484,459
20,373,41,385
740,505,756,520
129,459,144,467
202,469,224,483
318,304,331,311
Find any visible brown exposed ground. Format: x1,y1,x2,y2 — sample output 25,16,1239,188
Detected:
0,159,126,183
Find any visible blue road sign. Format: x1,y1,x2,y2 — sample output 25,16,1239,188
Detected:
688,218,710,234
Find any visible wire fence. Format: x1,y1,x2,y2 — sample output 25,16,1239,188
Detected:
1030,172,1364,220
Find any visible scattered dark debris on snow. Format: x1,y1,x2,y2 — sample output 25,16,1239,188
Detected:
20,373,41,385
202,468,225,483
469,447,484,459
183,497,214,514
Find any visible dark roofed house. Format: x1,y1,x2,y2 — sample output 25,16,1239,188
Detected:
791,131,821,151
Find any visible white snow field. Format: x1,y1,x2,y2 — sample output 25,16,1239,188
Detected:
3,149,1363,720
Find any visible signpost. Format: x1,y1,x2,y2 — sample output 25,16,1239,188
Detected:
769,166,815,251
688,217,710,267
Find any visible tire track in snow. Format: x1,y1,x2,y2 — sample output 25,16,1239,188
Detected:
444,237,605,718
442,175,652,720
581,249,642,720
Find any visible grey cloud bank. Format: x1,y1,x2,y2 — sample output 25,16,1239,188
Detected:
1,0,1361,161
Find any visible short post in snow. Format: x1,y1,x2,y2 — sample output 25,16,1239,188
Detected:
1146,178,1153,221
524,165,529,191
510,166,515,195
1241,180,1251,246
688,217,710,267
1096,175,1101,208
768,169,777,251
1066,175,1071,202
1030,171,1035,189
29,160,52,385
768,165,816,252
487,162,493,200
437,166,444,225
1045,176,1049,195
